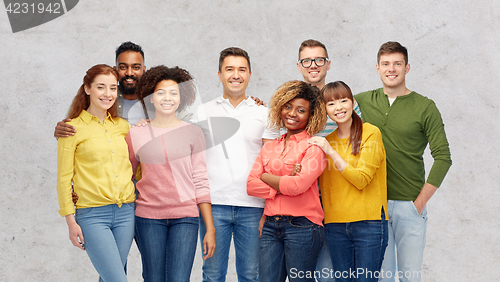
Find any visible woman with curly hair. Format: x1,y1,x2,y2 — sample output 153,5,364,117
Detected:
309,81,388,282
247,80,328,282
125,65,215,281
57,64,135,281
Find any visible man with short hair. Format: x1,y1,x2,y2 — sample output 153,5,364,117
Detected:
297,39,365,282
194,47,279,282
54,41,190,137
297,39,362,137
355,41,452,282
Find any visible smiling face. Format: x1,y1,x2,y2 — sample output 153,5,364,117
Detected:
115,51,146,96
85,74,118,114
281,98,311,135
218,55,251,99
376,52,410,89
151,80,180,116
297,46,331,89
326,97,353,126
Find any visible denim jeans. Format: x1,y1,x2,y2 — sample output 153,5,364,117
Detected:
379,200,427,282
75,203,135,282
259,216,323,282
135,216,199,282
199,205,263,282
315,237,334,282
326,210,388,282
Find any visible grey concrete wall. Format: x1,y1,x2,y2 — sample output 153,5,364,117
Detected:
1,1,498,281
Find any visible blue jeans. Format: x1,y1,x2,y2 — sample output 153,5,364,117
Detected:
379,200,427,282
326,210,388,282
199,205,263,282
135,216,199,282
260,216,323,282
315,237,334,282
75,203,135,282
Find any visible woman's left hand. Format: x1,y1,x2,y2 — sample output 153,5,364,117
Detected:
309,136,332,154
202,230,216,260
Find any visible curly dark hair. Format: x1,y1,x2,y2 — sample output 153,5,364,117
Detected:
268,80,326,136
135,65,196,113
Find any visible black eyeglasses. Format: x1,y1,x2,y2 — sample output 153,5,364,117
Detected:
299,57,329,68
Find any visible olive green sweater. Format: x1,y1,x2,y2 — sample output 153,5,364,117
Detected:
355,88,452,201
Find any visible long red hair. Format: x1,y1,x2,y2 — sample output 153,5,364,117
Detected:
320,81,363,155
67,64,119,119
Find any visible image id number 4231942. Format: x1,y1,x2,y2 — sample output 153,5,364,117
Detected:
6,2,62,14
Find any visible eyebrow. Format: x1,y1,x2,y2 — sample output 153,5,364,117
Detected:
95,83,117,86
225,66,247,69
118,63,142,66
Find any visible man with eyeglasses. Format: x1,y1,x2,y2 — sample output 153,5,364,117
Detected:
297,39,362,137
296,39,363,282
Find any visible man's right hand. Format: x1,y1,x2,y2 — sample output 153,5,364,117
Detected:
54,118,76,138
72,192,79,205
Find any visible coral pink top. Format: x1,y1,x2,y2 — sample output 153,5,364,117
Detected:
247,130,326,226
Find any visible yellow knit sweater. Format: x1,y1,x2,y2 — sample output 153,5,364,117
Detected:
319,123,388,223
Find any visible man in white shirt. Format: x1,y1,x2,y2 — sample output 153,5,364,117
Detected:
193,47,279,282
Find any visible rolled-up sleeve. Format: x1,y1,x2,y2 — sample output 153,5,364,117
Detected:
247,143,278,200
57,135,77,217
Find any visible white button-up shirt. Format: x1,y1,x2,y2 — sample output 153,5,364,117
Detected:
192,96,280,208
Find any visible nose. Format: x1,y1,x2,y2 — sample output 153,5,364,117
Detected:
288,108,297,117
163,93,173,101
103,87,111,97
232,70,241,79
125,67,133,76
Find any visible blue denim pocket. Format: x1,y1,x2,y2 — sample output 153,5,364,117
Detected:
288,216,314,228
409,201,427,220
75,207,94,218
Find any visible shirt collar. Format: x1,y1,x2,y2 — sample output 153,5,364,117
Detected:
277,130,310,143
216,96,255,107
79,110,116,125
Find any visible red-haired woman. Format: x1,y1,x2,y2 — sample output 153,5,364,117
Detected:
309,81,388,282
57,64,135,281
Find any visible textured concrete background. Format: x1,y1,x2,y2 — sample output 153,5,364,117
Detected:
1,1,499,281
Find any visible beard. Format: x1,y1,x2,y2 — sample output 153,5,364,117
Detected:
118,75,138,95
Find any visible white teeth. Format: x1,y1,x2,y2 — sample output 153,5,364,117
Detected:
335,112,346,118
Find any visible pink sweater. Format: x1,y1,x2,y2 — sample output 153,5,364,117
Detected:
126,122,210,219
247,130,327,226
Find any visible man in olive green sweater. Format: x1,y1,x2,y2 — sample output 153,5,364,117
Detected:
355,42,451,282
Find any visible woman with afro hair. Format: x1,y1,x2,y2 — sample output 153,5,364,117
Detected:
247,80,328,282
125,65,215,281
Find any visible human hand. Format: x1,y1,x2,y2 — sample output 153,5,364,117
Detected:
66,215,85,250
54,118,75,138
202,230,216,260
291,163,302,176
258,216,265,238
133,119,150,128
308,136,333,154
413,200,424,215
72,192,79,205
250,96,266,107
